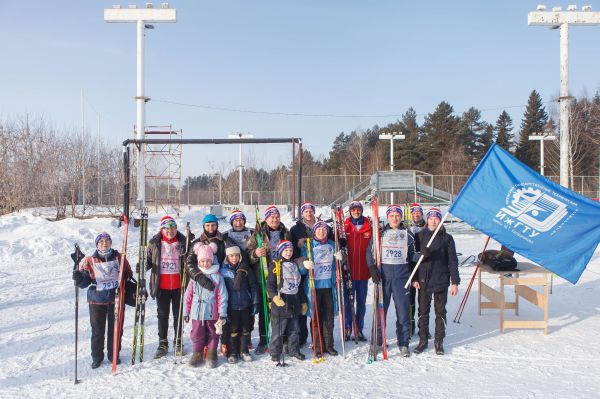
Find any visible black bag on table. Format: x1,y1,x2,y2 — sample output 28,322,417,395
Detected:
478,246,518,272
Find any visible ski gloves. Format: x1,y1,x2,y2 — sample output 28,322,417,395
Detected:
301,303,308,316
195,273,215,291
303,260,314,270
369,266,381,284
215,317,227,335
72,270,84,285
420,247,431,259
272,295,285,307
233,268,248,291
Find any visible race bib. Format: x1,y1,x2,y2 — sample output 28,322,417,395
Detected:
312,243,334,281
227,230,251,250
93,259,120,291
269,231,281,259
281,261,301,295
381,230,408,264
160,241,181,275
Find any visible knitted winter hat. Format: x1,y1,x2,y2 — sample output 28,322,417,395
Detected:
348,200,363,211
426,207,442,221
300,202,315,214
160,215,177,229
410,203,423,214
276,240,293,257
195,243,215,261
312,220,330,238
386,204,403,219
225,245,241,256
202,214,219,226
264,205,280,220
95,232,112,247
229,209,246,224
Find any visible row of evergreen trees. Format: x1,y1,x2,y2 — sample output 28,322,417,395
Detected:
184,90,600,202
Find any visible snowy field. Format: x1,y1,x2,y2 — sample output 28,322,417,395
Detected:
1,208,599,398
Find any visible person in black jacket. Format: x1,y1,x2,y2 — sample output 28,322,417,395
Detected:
267,240,307,362
412,207,459,355
145,216,191,359
220,244,259,364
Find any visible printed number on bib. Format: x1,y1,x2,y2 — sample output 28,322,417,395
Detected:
93,260,120,291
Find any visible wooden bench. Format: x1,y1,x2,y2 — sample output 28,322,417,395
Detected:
478,262,551,334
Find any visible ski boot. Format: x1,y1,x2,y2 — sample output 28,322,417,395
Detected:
240,352,252,362
154,340,169,359
255,342,267,355
91,358,102,369
357,331,368,342
399,346,410,357
326,347,339,356
291,351,306,361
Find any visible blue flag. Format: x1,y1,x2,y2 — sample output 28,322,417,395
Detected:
449,144,600,284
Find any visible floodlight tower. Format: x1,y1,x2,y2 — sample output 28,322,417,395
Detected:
528,4,600,188
104,3,177,209
228,133,255,206
528,132,557,176
378,132,405,204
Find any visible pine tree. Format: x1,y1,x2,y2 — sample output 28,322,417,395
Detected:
494,110,514,152
515,90,548,169
418,101,462,173
396,108,419,169
458,107,487,162
479,123,495,158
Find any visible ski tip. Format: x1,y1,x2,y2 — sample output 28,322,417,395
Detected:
312,359,317,365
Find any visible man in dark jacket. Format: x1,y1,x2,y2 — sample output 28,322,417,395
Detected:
247,205,292,355
412,207,459,355
145,216,191,359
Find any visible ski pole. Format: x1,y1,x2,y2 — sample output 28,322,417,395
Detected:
70,244,85,384
453,236,491,323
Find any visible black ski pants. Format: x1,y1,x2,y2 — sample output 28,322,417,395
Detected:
156,288,181,343
89,303,121,361
417,289,448,342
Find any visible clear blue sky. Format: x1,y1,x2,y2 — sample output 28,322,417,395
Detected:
1,1,599,177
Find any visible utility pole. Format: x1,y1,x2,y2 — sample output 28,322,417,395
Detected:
81,89,86,213
104,3,177,210
378,132,405,204
528,4,600,188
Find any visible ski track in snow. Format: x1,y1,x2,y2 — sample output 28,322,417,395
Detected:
1,208,599,398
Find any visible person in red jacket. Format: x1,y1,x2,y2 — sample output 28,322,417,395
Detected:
343,200,372,342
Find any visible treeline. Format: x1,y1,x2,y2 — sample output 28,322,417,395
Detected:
0,116,123,217
185,90,600,201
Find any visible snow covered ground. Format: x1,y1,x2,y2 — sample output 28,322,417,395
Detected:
1,208,599,398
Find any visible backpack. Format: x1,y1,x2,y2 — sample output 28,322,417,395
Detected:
478,246,518,272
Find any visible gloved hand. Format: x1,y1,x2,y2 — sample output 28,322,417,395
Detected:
303,260,314,270
233,268,247,290
195,273,215,291
369,266,381,284
72,270,84,284
301,303,308,316
252,303,260,316
334,251,343,261
272,295,285,307
420,247,431,258
215,317,227,335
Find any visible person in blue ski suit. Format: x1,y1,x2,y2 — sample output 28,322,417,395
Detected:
367,204,417,357
299,220,343,357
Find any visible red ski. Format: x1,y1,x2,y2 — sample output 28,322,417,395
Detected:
112,214,129,375
371,197,388,360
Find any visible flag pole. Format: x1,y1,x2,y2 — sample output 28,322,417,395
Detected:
404,212,450,289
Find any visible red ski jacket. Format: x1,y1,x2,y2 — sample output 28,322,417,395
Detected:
344,216,372,281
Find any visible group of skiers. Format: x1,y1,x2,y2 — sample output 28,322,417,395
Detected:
73,200,460,370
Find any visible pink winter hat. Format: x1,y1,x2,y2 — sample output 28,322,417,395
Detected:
194,243,215,261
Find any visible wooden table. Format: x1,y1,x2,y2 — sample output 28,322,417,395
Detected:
478,262,551,334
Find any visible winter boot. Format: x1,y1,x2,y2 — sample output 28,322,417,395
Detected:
189,351,202,367
240,334,252,361
255,342,267,355
357,331,367,342
413,340,428,354
344,329,352,342
326,347,339,356
205,349,218,369
174,338,184,356
435,341,444,355
399,346,410,358
91,358,102,369
291,351,306,361
271,354,280,362
154,340,169,359
228,334,240,364
241,352,252,362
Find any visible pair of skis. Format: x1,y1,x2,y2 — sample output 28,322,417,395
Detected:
131,209,149,365
254,206,271,347
368,196,388,364
112,214,130,375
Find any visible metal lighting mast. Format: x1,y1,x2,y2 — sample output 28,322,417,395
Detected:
104,3,176,209
528,133,557,176
378,132,405,204
528,4,600,188
228,133,255,206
